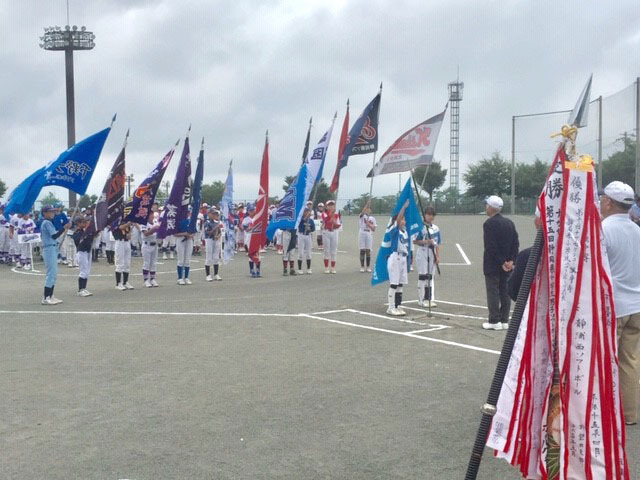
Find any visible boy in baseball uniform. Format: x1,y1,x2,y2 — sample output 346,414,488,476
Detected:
72,216,99,296
9,213,22,266
174,217,194,285
40,205,71,305
281,228,297,275
414,206,440,308
17,213,36,270
297,207,315,274
113,221,134,290
386,202,410,316
204,208,223,281
141,211,161,287
358,203,377,273
321,200,341,274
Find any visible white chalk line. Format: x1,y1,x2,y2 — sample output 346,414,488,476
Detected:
344,308,429,326
404,299,488,310
301,314,499,355
455,243,472,265
400,305,486,321
0,309,498,355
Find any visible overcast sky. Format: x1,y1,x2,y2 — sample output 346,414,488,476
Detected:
1,0,639,205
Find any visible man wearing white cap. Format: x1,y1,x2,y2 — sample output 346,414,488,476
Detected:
601,181,640,426
482,195,519,330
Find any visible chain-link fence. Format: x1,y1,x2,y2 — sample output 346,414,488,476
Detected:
510,79,639,214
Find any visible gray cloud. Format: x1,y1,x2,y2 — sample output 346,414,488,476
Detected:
1,0,639,204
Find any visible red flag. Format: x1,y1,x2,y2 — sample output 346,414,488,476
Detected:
249,134,269,259
330,102,350,193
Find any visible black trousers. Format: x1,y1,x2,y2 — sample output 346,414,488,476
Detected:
485,272,511,324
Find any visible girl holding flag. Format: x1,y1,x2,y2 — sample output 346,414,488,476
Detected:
385,201,410,316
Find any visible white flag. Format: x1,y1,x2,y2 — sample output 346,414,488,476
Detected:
367,108,446,177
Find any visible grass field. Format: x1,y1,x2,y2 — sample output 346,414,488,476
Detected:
1,214,638,479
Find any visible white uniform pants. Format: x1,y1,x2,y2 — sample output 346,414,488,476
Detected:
358,231,373,250
322,230,338,261
297,234,312,260
416,247,437,298
176,237,193,267
142,242,158,272
20,242,31,263
0,228,9,258
10,233,19,258
205,238,221,266
282,230,296,261
388,252,408,285
115,240,131,273
66,236,77,265
77,251,92,279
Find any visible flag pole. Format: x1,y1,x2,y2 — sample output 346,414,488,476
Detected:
368,82,383,199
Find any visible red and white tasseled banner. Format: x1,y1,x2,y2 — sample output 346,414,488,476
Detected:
486,146,629,479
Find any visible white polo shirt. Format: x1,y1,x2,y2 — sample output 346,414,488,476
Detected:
602,213,640,317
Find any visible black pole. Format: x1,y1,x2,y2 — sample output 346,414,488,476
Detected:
64,43,76,209
464,226,544,479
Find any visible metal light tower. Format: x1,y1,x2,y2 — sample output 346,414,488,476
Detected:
448,79,464,191
40,24,95,209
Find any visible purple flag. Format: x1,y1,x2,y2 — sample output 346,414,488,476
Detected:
157,136,192,238
123,142,177,224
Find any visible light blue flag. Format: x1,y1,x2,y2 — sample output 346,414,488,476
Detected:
221,161,236,264
371,178,423,286
5,125,112,215
266,120,335,239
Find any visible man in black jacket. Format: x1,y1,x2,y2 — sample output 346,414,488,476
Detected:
482,195,519,330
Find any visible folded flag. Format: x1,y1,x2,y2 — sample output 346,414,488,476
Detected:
187,139,204,233
221,161,236,264
371,178,423,285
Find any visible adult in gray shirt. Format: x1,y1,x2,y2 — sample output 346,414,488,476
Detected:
601,181,640,426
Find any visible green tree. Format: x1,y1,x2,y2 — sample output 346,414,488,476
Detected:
39,191,63,208
601,133,636,187
413,162,447,201
78,194,99,209
515,158,550,198
0,178,6,199
200,181,225,207
463,152,511,198
282,175,296,192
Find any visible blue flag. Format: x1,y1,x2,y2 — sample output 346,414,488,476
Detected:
187,142,204,233
5,126,111,214
339,92,380,169
266,121,335,240
371,178,423,286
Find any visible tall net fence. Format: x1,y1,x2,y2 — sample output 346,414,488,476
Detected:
511,80,639,214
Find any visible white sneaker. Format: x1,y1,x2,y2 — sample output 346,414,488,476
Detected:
15,264,22,269
482,322,503,331
428,300,438,308
394,307,406,316
366,267,372,272
145,280,153,288
324,269,330,274
359,267,365,273
50,296,63,305
124,283,135,290
206,275,213,282
163,253,168,260
214,274,222,281
169,252,174,259
23,264,31,271
177,278,186,285
116,283,127,291
502,322,510,330
184,278,192,285
297,270,304,275
306,269,312,274
150,279,159,287
418,298,425,307
78,289,92,297
42,297,55,305
67,263,75,268
330,269,337,274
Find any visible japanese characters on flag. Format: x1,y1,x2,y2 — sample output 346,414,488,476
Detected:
367,108,446,177
486,144,629,479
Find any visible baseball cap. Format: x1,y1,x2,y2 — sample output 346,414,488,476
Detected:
326,200,335,205
485,195,503,209
41,205,55,213
317,202,324,207
247,204,256,212
208,207,219,215
603,181,634,205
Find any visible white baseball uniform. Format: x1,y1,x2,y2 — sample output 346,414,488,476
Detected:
358,214,377,250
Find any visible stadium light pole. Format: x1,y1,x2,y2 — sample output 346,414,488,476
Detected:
40,24,95,209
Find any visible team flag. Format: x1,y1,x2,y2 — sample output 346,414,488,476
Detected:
367,108,446,177
95,130,128,231
371,178,423,286
267,120,335,239
330,92,380,192
221,161,236,264
123,141,177,224
486,144,629,478
5,121,113,214
187,139,204,233
157,135,192,238
248,133,269,258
